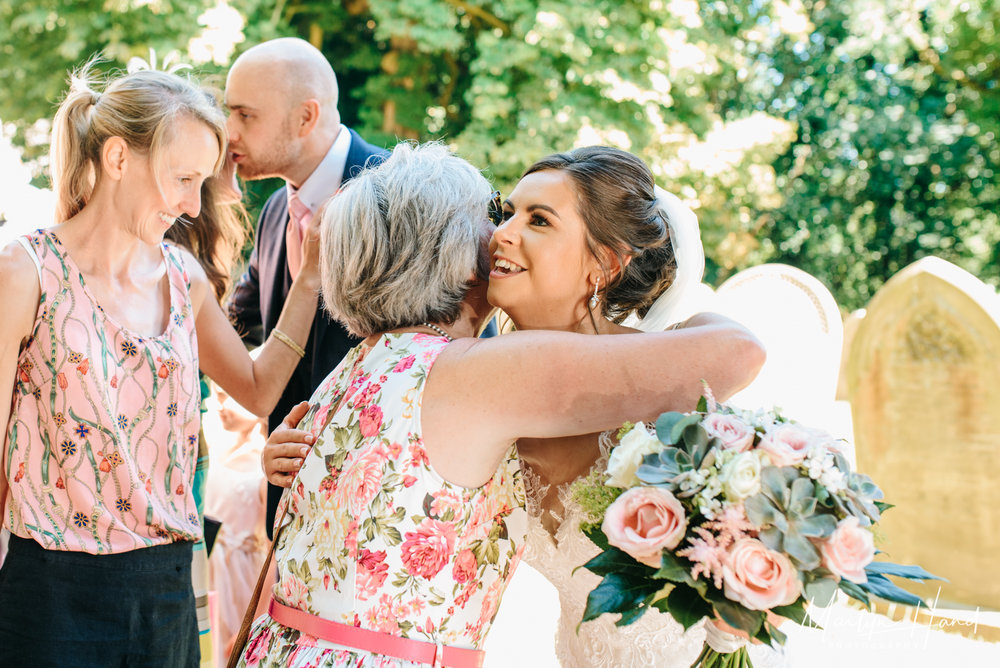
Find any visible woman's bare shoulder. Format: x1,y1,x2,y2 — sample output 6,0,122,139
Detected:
0,240,42,339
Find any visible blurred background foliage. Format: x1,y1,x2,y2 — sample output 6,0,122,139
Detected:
0,0,996,310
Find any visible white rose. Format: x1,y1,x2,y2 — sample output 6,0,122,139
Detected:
606,422,662,488
719,451,762,502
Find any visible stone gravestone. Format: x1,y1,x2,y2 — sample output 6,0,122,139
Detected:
713,264,845,431
846,256,1000,610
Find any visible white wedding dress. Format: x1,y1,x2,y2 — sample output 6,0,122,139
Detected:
522,433,788,668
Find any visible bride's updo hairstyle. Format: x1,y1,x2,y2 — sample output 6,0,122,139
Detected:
521,146,677,323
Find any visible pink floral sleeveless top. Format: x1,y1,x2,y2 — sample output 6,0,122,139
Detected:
239,333,527,667
3,230,202,553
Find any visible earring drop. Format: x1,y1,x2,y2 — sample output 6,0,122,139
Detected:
589,278,600,309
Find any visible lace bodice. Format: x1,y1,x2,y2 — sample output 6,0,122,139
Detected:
523,432,786,667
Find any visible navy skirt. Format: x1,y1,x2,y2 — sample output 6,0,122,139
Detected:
0,534,199,667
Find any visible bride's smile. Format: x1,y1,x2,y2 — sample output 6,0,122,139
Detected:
487,169,603,332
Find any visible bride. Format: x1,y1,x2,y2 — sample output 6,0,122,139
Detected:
489,146,785,667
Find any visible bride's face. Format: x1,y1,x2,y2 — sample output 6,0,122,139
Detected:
487,169,602,329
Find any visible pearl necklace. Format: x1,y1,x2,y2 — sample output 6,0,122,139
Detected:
420,322,453,341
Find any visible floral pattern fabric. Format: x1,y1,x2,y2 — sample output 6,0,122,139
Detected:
238,333,526,667
3,230,202,553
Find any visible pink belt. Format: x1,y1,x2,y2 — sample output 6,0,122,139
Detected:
267,598,485,668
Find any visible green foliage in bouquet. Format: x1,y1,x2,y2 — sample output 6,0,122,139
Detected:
573,401,944,665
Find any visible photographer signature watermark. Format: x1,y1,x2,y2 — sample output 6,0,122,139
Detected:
801,588,990,650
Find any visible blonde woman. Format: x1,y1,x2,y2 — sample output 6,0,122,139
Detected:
0,63,319,664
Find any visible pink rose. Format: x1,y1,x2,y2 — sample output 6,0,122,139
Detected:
401,519,457,579
601,487,687,568
243,625,272,667
722,538,802,610
818,516,875,584
357,548,389,599
703,413,756,452
392,354,416,373
452,549,478,583
359,404,383,438
279,574,311,609
340,447,386,515
757,423,816,467
477,578,504,628
430,489,463,519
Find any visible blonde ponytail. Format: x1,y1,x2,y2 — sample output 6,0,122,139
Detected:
50,65,102,221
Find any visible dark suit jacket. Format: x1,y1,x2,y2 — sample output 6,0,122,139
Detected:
227,127,387,535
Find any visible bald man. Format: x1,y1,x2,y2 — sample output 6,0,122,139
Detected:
224,38,388,534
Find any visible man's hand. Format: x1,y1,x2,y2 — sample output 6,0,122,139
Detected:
262,401,312,486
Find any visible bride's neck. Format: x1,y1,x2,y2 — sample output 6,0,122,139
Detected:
511,313,633,336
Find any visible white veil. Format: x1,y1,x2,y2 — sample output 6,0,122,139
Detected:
622,186,706,333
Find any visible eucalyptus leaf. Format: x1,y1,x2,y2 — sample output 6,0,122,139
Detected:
865,562,945,582
837,578,871,608
859,573,927,607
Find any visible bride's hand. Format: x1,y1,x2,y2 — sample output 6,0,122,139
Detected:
262,401,312,486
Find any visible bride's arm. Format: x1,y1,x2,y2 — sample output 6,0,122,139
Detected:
424,312,764,486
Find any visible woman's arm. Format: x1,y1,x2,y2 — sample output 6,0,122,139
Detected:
424,313,765,486
191,215,322,417
0,243,43,524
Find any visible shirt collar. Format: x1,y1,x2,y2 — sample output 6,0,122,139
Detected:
286,125,351,213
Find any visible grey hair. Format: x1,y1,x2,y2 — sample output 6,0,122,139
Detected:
320,142,491,337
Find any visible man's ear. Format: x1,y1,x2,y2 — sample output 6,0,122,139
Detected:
101,136,129,181
297,99,321,137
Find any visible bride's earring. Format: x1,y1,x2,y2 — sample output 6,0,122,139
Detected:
589,278,600,310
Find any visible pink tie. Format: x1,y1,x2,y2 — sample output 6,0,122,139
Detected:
286,190,312,279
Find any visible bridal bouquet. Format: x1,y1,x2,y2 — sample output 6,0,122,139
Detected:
571,394,940,667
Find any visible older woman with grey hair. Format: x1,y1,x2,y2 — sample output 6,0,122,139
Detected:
239,142,764,668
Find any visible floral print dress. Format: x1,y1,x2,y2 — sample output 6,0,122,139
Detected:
239,333,526,667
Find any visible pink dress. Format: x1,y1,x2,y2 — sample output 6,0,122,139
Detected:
3,230,202,553
238,332,527,667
